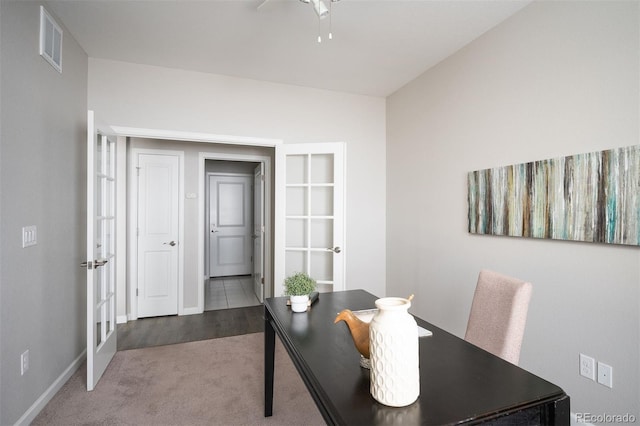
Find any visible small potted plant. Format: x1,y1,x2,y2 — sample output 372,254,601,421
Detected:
284,272,317,313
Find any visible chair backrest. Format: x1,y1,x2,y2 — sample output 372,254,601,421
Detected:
464,269,532,365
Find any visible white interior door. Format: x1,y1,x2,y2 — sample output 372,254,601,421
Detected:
136,153,180,318
253,164,265,302
209,174,253,277
86,110,117,391
274,143,345,296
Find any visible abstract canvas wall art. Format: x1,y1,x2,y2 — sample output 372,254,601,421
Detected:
468,145,640,246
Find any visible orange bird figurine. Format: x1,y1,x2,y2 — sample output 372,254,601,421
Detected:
334,309,370,359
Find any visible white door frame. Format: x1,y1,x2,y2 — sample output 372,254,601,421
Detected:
128,148,185,320
111,126,281,319
197,152,273,314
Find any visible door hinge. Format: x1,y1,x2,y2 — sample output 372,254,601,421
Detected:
136,288,138,297
261,277,264,284
136,166,141,176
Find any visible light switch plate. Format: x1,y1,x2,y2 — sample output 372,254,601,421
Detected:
22,226,37,248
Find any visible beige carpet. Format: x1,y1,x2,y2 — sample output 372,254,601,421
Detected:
33,333,325,426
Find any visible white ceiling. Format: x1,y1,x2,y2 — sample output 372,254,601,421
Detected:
47,0,531,97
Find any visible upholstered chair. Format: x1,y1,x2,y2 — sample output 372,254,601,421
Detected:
464,269,532,365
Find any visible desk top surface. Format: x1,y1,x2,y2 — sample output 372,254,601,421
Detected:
265,289,566,425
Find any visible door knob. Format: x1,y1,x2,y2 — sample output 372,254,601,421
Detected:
327,246,341,253
163,241,177,246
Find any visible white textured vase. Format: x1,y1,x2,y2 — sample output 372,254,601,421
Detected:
290,295,309,313
369,297,419,407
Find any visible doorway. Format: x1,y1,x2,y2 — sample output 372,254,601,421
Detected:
197,151,273,315
205,160,262,311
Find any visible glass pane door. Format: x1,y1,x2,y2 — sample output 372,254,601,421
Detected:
275,143,344,296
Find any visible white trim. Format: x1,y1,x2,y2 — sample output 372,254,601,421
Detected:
116,136,127,326
111,126,282,147
198,152,273,313
128,148,185,320
15,350,86,426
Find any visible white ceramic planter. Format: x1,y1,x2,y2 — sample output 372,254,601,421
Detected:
290,295,309,313
369,297,420,407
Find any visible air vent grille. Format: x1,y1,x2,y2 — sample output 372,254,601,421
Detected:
39,6,63,73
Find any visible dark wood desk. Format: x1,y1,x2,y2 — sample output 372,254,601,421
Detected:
264,290,569,425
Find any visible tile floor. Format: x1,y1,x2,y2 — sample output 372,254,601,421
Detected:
205,275,261,311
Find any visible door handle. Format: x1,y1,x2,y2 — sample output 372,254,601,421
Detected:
80,259,109,269
163,241,177,247
327,246,342,253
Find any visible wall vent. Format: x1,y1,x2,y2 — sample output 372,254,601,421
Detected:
39,6,63,73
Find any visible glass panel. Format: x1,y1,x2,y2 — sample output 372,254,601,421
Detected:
96,305,102,346
96,177,103,219
311,154,333,184
311,187,333,216
96,264,103,305
100,259,113,300
96,137,103,176
286,155,307,184
285,250,307,277
310,219,332,248
95,218,103,254
105,180,114,217
103,137,112,177
101,219,115,258
104,293,111,337
286,187,307,216
310,251,333,282
286,218,307,248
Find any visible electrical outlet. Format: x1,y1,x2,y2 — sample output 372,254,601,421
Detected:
597,362,613,388
21,350,29,375
579,353,595,380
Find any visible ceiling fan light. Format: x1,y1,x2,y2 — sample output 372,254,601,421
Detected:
310,0,329,19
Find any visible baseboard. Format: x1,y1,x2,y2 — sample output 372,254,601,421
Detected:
15,349,87,426
117,314,128,324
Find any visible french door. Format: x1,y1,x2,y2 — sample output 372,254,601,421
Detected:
274,143,345,296
85,111,117,391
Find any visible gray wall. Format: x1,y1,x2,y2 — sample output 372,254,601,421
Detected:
0,2,88,424
387,0,639,419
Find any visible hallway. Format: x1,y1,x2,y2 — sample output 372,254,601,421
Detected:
205,275,261,311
